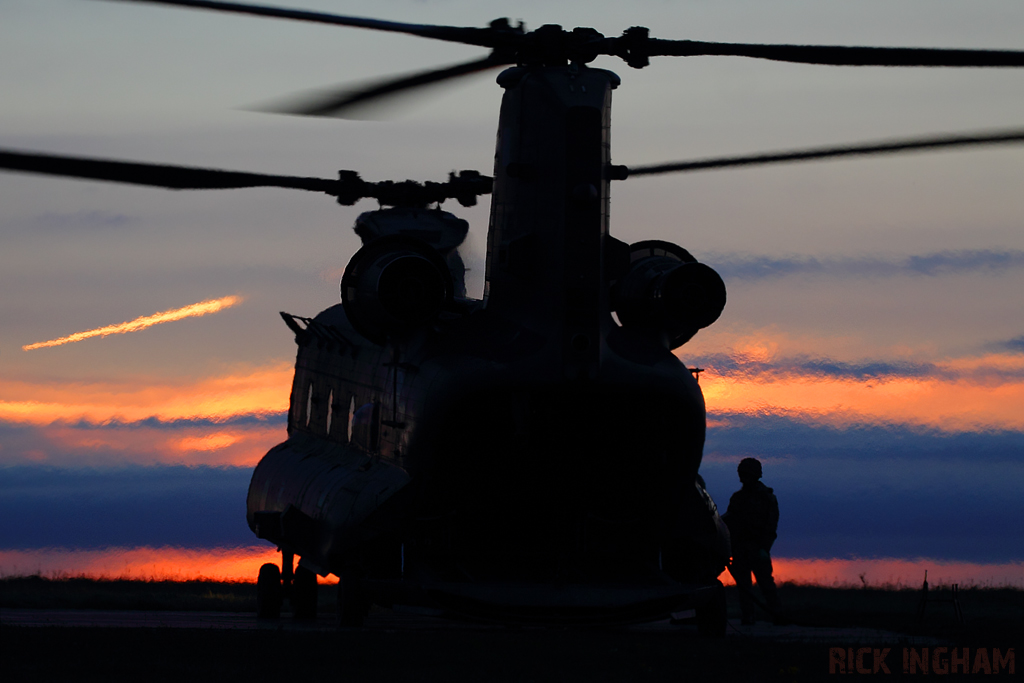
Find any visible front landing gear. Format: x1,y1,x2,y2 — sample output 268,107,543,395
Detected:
292,565,319,620
256,550,319,620
696,580,727,638
337,569,370,627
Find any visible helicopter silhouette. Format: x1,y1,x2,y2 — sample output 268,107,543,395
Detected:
4,0,1024,633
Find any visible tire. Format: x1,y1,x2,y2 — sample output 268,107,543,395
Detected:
292,565,319,621
337,571,369,628
256,562,283,619
696,580,727,638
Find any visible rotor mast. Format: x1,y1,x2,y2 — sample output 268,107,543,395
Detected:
484,63,621,381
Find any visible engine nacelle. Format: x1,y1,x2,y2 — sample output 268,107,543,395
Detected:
612,240,726,349
341,235,454,345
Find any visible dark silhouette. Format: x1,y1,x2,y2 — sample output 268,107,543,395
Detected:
4,0,1024,627
723,458,785,625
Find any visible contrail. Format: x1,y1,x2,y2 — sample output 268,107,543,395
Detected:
23,295,242,351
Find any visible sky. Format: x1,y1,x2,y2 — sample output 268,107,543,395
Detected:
1,0,1023,586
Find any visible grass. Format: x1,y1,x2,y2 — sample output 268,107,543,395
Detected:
771,583,1023,643
0,575,266,613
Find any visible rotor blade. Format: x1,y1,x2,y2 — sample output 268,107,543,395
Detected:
646,39,1024,67
259,55,512,118
105,0,500,48
625,129,1024,177
0,149,338,193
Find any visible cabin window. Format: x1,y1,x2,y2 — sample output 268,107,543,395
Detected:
347,396,356,443
350,402,379,452
305,383,313,428
326,389,334,435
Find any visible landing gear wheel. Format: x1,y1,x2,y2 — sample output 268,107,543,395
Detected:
696,580,727,638
256,562,282,619
292,565,319,620
337,571,370,628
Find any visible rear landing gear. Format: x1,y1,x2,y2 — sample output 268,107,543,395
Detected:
256,563,282,618
256,550,319,620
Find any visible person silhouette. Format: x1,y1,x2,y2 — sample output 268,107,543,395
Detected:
722,457,785,625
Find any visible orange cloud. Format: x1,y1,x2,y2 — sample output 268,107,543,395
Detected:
720,557,1024,589
23,295,242,351
0,359,292,466
23,422,285,467
699,360,1024,431
319,265,347,284
3,324,1022,467
0,361,292,426
679,326,1024,431
176,433,240,452
0,546,336,584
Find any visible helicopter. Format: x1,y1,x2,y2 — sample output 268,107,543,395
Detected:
3,0,1024,633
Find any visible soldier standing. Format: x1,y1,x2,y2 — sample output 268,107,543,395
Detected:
722,457,785,625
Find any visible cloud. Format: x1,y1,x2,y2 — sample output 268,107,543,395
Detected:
696,353,942,380
703,412,1024,464
906,251,1024,276
0,360,292,426
695,352,1024,382
0,465,257,548
1,334,1020,564
1001,335,1024,353
687,349,1024,431
26,210,138,232
708,249,1024,281
0,414,286,467
2,432,1021,564
699,413,1024,563
23,295,243,350
0,359,289,466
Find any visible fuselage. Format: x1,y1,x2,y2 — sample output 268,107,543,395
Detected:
246,63,730,622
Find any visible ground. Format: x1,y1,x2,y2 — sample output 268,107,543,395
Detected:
1,578,1020,682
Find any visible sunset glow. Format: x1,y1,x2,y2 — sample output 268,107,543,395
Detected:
6,348,1023,432
23,422,285,466
2,547,1017,588
3,1,1023,636
719,557,1024,589
0,361,292,426
176,433,241,452
1,342,1022,466
0,546,334,584
23,295,242,351
695,351,1024,431
0,359,293,465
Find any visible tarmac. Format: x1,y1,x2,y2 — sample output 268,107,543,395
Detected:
1,607,937,644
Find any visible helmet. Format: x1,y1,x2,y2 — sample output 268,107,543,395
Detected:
737,457,762,480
